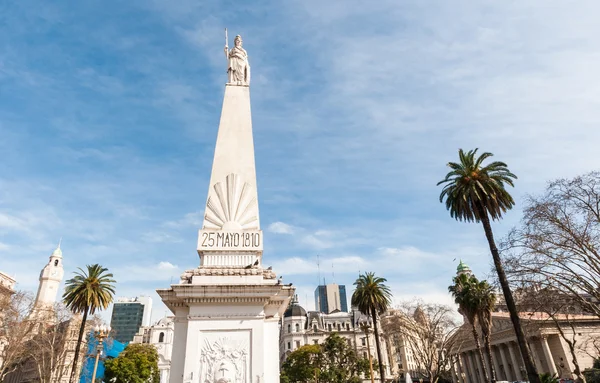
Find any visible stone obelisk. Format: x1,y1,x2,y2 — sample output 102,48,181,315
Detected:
157,34,294,383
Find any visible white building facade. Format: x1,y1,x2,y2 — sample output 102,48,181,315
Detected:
132,317,174,383
279,297,391,380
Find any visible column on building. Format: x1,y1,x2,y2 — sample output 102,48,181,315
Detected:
491,346,502,381
460,353,472,383
468,351,482,383
508,341,524,380
498,343,514,381
541,335,558,376
456,354,467,383
474,351,487,382
556,336,575,377
529,337,546,373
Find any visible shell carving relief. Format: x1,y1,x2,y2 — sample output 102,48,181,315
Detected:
199,337,249,383
204,173,259,231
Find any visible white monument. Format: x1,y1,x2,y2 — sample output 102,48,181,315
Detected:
158,32,294,383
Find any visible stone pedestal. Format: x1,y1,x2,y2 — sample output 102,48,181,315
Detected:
157,271,293,383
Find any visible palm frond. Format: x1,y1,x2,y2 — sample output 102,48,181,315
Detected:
63,264,116,315
438,148,517,222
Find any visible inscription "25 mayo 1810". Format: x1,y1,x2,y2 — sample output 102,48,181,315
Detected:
198,230,262,250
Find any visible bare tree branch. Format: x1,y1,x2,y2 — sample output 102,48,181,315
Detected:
382,300,460,383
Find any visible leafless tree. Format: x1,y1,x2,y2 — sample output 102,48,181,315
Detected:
0,291,35,381
382,300,461,383
503,171,600,318
27,304,77,383
514,286,587,382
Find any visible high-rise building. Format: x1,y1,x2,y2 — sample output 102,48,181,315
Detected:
314,283,348,314
110,296,152,343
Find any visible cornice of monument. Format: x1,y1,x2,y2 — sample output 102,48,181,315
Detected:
179,267,276,282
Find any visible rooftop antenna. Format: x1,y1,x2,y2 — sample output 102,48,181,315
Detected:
58,237,62,248
317,254,321,286
332,263,335,284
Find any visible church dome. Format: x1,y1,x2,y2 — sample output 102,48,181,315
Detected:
284,295,306,318
155,316,174,326
457,260,471,274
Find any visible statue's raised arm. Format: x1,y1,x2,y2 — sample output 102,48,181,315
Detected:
225,34,250,86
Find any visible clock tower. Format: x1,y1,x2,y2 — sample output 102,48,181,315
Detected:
34,243,64,308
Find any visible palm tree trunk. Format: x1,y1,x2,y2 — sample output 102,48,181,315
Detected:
370,307,386,382
69,307,88,383
477,205,540,383
483,332,496,382
470,323,490,382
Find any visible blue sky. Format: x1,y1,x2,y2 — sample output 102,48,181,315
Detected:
2,0,600,322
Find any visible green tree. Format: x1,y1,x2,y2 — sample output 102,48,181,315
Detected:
438,148,540,383
351,272,392,382
280,333,370,383
104,343,159,383
280,344,322,383
62,264,115,383
320,333,370,383
539,372,559,383
449,273,489,382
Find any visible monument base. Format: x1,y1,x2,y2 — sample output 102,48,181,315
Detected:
157,267,294,383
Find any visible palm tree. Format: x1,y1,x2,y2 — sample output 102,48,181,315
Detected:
352,272,392,382
449,273,490,382
438,148,540,383
474,279,497,383
63,264,115,383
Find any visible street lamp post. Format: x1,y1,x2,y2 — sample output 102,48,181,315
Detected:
360,320,375,383
91,325,111,383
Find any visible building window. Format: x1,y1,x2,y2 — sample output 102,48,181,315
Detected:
295,341,300,348
54,259,59,266
287,324,291,333
287,342,291,350
313,340,318,344
328,324,332,331
295,323,300,332
337,323,341,331
361,338,366,346
346,323,350,330
313,324,317,331
159,332,165,343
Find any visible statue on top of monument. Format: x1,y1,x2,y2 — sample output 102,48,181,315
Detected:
224,30,250,86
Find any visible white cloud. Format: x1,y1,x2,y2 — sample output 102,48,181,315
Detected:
267,221,295,234
163,212,203,229
142,231,183,243
0,213,28,231
301,235,333,249
157,261,178,270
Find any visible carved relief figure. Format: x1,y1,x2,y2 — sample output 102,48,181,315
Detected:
224,35,251,85
200,337,248,383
